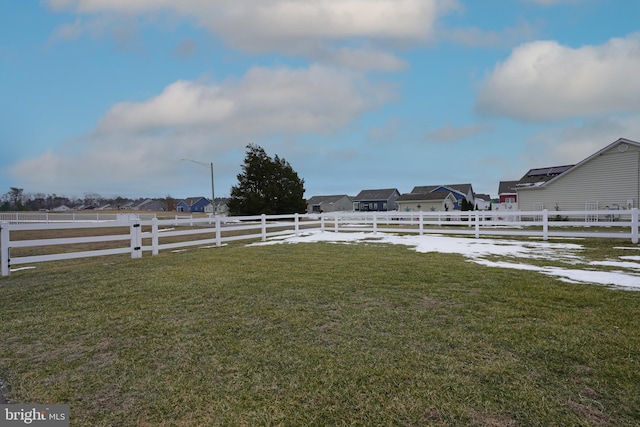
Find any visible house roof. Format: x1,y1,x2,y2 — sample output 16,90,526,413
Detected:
354,188,399,201
498,180,520,195
517,165,574,186
475,193,491,202
397,192,451,202
517,137,640,191
307,195,351,205
180,197,210,206
412,184,473,196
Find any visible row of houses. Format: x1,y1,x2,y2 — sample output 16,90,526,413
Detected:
307,138,640,214
174,138,638,215
51,198,169,212
307,185,491,214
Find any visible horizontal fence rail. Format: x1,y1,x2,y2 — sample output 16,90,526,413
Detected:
1,209,638,276
0,212,157,223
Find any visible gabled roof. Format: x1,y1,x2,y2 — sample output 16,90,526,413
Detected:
179,197,210,206
412,183,473,196
498,180,520,195
397,192,452,202
354,188,399,201
518,137,640,191
475,193,491,202
307,195,351,205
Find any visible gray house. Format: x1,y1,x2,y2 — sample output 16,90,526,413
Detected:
132,199,167,211
306,195,353,213
517,138,640,212
353,188,400,211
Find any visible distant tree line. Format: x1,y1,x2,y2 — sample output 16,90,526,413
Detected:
0,187,177,212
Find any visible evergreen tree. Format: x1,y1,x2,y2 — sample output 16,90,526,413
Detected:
228,144,306,215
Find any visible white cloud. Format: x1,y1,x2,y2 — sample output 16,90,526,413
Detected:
316,46,408,72
98,65,393,135
48,0,448,40
46,0,457,71
476,33,640,121
10,65,394,196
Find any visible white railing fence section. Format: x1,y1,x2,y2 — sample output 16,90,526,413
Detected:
1,209,638,276
0,212,157,224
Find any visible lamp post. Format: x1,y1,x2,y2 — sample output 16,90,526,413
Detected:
181,158,215,216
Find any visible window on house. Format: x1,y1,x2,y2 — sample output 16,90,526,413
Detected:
505,197,515,203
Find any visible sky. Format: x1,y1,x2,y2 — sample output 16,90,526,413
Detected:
1,0,640,201
253,231,640,290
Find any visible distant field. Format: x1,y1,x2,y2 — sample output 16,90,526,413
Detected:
1,240,639,425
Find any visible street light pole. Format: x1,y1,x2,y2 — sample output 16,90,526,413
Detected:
181,158,215,216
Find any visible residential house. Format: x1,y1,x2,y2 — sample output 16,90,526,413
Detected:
306,195,353,213
474,194,492,211
517,138,640,212
176,197,213,213
411,184,475,210
214,198,229,216
353,188,400,211
132,199,167,211
397,192,456,212
497,180,521,212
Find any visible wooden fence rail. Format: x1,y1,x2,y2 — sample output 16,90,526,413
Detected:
1,209,638,276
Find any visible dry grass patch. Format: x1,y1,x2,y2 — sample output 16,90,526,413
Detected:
1,242,639,425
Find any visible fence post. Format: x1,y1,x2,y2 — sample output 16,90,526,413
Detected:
632,208,638,244
373,213,377,234
294,213,300,236
216,216,222,247
1,222,10,277
475,211,480,238
130,221,142,259
320,213,325,232
261,214,267,242
151,218,159,256
419,212,424,236
334,215,339,233
543,209,549,241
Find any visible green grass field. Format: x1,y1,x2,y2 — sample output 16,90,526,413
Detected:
1,240,639,426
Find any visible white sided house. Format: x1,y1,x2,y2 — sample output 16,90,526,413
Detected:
517,138,640,213
306,195,353,213
396,192,456,212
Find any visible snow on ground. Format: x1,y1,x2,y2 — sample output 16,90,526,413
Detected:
252,231,640,291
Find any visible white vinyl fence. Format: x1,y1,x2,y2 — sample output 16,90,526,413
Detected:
0,212,157,223
1,209,638,277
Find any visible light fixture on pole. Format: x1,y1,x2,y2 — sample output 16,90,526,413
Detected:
181,158,215,216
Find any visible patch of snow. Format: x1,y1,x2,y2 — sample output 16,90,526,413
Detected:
591,260,640,270
251,231,640,290
10,266,36,272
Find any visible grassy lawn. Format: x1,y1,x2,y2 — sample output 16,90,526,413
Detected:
1,240,639,426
